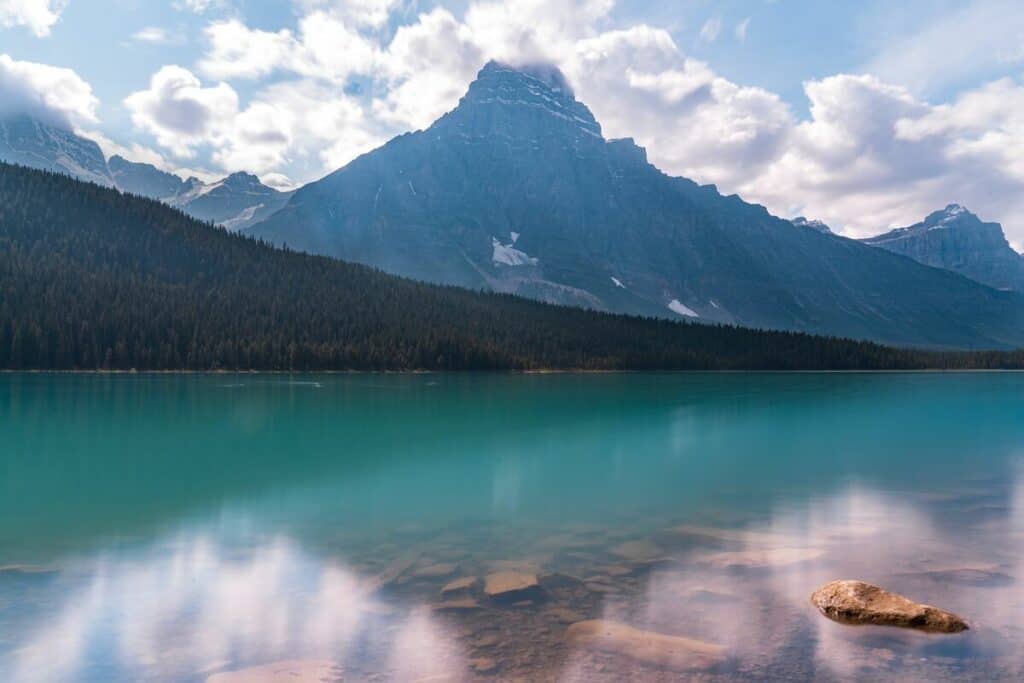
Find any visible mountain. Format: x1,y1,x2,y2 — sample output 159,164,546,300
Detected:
791,216,833,234
251,61,1024,349
172,171,291,231
8,162,1008,371
863,205,1024,292
0,114,114,187
108,154,186,200
0,114,289,231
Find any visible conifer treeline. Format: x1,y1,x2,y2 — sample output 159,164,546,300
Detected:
2,163,1023,371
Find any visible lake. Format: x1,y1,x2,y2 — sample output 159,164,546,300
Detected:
2,372,1023,681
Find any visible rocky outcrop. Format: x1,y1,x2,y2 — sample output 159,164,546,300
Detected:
565,620,725,672
810,580,968,633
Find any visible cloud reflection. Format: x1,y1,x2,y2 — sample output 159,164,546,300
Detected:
10,533,464,682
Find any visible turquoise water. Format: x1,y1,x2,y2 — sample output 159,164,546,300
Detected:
2,373,1024,681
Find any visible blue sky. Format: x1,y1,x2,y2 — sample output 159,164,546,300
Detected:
2,0,1024,242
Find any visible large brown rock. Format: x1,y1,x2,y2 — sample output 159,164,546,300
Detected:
810,580,968,633
565,619,725,672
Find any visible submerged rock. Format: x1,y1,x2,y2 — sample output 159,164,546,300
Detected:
565,620,725,672
695,547,824,569
609,539,663,563
440,576,478,596
414,562,459,578
206,660,343,683
432,598,482,612
484,571,544,601
469,657,498,674
548,606,585,624
810,580,969,633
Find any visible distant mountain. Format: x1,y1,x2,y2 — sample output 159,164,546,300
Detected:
108,154,186,200
863,205,1024,293
0,114,114,187
250,61,1024,349
791,216,833,234
172,171,291,231
8,161,998,371
0,114,288,231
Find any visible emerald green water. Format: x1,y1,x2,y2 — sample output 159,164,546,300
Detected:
2,373,1023,681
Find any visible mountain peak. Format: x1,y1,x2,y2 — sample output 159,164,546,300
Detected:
478,60,575,95
223,171,265,188
791,216,833,234
438,60,602,140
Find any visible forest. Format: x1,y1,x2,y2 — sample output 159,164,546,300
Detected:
2,162,1023,371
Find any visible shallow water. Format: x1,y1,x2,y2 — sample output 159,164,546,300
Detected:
2,372,1024,681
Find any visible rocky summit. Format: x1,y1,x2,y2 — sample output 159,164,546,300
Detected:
250,61,1024,349
864,204,1024,293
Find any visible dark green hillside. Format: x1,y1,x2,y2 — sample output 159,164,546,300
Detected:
1,163,1021,371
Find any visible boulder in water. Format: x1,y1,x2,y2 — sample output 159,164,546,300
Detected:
811,580,968,633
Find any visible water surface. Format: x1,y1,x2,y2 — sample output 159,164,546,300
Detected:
2,373,1024,681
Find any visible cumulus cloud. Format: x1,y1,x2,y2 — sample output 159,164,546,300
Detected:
198,13,380,82
745,74,1024,238
124,65,239,158
0,53,98,127
124,64,387,175
0,0,63,37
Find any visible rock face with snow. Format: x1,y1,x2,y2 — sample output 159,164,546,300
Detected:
0,114,289,231
0,114,114,187
863,205,1024,292
250,61,1024,348
172,172,291,230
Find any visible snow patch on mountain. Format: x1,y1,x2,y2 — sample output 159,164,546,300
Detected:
492,237,538,266
668,299,699,317
221,203,264,231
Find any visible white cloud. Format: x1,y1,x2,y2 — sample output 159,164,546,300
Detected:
570,26,791,187
744,74,1024,239
735,17,750,43
174,0,215,12
131,26,177,44
698,16,721,43
296,0,403,29
0,53,98,126
0,0,63,37
198,13,379,83
125,64,387,176
124,65,239,158
198,20,298,80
